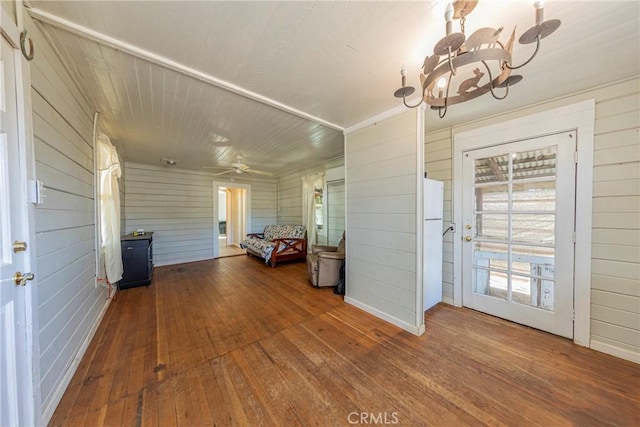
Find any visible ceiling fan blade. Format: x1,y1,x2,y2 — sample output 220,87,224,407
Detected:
246,169,273,176
211,169,234,176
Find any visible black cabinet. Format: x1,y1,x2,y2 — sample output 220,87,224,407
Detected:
119,232,153,289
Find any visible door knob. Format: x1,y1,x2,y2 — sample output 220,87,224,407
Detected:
13,271,35,286
464,236,472,242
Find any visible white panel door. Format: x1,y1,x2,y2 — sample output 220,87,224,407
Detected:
461,132,576,338
0,33,32,426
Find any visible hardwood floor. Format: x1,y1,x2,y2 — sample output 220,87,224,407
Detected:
49,256,639,426
218,239,246,258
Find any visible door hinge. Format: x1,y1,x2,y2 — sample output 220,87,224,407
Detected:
574,151,578,164
572,310,575,321
572,231,576,243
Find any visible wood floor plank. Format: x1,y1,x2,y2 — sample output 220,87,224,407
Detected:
49,257,640,426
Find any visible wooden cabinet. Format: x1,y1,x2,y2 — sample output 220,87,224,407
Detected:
119,232,153,289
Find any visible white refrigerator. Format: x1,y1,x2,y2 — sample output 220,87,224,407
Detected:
423,178,444,311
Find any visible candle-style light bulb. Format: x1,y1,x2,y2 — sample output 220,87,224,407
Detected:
401,65,407,87
444,3,454,35
444,3,454,22
533,0,544,25
437,77,447,98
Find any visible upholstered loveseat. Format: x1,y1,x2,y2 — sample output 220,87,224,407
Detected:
240,225,307,267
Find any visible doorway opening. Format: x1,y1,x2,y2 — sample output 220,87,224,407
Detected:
213,182,250,258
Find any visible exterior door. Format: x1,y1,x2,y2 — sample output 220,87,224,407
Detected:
462,132,576,338
0,31,33,426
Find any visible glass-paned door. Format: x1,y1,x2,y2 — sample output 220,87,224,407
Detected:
462,132,576,338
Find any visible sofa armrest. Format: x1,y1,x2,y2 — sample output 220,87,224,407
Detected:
246,233,264,239
317,251,345,260
310,245,338,254
272,237,307,250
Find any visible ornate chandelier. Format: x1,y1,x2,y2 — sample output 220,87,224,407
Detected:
394,0,561,118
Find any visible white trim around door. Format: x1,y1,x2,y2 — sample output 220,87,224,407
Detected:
452,100,595,346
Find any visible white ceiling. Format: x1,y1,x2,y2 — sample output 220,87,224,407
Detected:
27,1,640,175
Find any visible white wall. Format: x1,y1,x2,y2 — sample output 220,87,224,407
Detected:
425,77,639,362
344,110,423,334
28,16,109,422
124,162,276,265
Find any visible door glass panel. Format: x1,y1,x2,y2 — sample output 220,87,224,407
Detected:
512,244,555,261
512,146,557,181
512,214,555,244
473,241,510,299
475,155,509,184
475,213,508,240
512,274,555,311
475,184,508,211
473,268,508,300
473,242,508,271
512,181,556,212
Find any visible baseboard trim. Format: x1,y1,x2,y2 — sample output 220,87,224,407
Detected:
41,295,113,425
345,296,425,336
590,339,640,364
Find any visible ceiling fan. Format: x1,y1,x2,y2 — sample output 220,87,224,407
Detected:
204,155,273,176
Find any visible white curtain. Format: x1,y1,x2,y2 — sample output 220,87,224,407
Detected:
97,133,123,284
301,173,324,250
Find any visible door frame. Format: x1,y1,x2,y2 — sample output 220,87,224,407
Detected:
1,10,40,426
212,181,251,258
452,100,595,346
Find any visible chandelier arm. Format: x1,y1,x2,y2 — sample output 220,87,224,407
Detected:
403,94,424,109
480,60,509,100
505,35,541,70
438,72,454,118
447,46,457,76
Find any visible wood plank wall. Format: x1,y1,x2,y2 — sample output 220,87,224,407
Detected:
276,158,344,227
327,181,345,246
590,81,639,359
248,178,278,233
345,111,419,330
424,77,640,361
124,162,276,266
27,16,108,422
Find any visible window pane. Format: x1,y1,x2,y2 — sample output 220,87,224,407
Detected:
473,268,508,301
512,274,554,311
512,146,557,181
511,274,532,304
512,244,555,262
512,214,555,244
475,213,508,240
475,184,508,212
512,181,556,212
473,242,508,271
475,155,509,184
